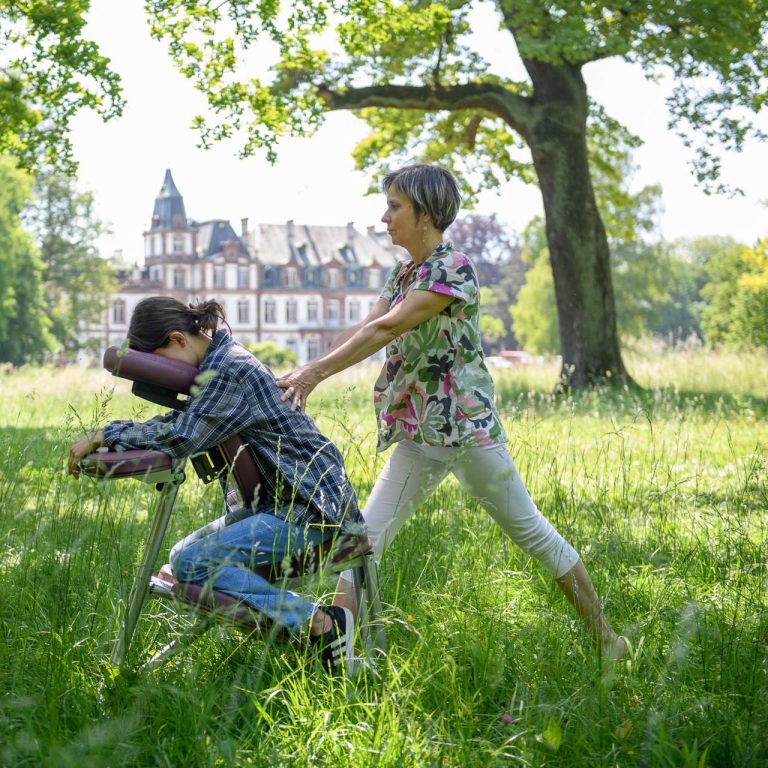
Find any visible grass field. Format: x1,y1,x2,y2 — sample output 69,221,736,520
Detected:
0,349,766,767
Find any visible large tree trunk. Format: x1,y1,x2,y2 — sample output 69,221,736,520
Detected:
524,60,631,390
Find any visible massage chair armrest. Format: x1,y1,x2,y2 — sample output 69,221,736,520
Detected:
79,448,179,484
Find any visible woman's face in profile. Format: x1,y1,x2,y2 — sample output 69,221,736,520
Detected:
381,186,422,251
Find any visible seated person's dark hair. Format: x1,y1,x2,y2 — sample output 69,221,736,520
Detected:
128,296,230,353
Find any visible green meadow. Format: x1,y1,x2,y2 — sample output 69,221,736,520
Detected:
1,348,766,767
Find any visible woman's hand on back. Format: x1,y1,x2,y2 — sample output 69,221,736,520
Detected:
275,364,323,414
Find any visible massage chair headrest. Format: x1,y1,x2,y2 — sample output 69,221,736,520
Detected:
103,345,201,410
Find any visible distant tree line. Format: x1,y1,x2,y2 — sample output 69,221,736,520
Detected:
0,159,115,366
0,148,765,366
451,205,768,356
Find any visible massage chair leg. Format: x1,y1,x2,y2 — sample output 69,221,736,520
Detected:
110,475,183,668
139,616,214,671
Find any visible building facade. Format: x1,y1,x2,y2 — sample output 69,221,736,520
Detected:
83,170,402,363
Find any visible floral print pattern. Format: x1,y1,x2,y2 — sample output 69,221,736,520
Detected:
374,242,507,451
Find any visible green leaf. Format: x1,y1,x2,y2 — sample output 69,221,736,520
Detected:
542,716,562,752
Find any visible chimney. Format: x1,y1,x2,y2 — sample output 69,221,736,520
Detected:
346,221,355,246
241,217,249,238
286,219,295,243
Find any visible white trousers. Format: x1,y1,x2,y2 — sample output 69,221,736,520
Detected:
344,441,579,583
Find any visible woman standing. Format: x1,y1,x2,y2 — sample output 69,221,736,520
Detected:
277,165,624,655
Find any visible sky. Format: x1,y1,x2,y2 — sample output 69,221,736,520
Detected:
70,2,768,264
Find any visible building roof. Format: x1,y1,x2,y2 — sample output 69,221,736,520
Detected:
248,222,401,267
150,169,187,230
196,219,249,259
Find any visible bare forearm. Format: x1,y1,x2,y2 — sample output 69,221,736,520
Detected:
328,324,362,352
314,322,394,380
276,291,452,413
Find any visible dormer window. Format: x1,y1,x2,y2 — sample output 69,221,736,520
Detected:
263,267,277,287
327,268,339,289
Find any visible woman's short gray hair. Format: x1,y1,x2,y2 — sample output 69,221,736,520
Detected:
382,164,462,232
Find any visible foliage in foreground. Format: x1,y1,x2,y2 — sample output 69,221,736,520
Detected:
0,352,766,766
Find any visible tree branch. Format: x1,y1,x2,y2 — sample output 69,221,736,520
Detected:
317,82,533,139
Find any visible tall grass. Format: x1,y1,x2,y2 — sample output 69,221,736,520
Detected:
0,349,766,767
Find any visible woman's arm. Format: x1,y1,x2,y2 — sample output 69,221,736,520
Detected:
277,289,453,413
326,297,391,353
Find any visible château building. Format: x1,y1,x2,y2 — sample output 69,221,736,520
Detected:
82,170,402,363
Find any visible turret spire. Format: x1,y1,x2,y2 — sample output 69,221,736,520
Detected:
150,169,187,230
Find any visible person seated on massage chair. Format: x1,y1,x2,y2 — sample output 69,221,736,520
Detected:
67,296,363,672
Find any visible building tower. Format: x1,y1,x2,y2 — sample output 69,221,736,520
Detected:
142,169,196,292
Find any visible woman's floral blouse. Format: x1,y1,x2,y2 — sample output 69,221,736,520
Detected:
374,241,507,451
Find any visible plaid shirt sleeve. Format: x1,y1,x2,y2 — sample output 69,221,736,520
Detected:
102,367,252,459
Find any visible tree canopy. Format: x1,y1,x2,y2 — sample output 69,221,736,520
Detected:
701,235,768,349
147,0,768,388
146,0,767,190
23,170,117,354
0,157,51,365
0,0,123,171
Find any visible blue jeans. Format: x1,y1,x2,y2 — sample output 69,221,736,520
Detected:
172,511,332,632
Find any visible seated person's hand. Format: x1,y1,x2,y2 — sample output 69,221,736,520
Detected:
67,429,105,476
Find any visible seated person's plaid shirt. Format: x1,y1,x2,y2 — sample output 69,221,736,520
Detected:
103,330,363,533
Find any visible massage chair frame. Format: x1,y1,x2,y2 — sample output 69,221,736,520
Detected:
81,345,385,671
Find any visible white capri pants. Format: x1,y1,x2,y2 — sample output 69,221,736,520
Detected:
343,440,579,584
